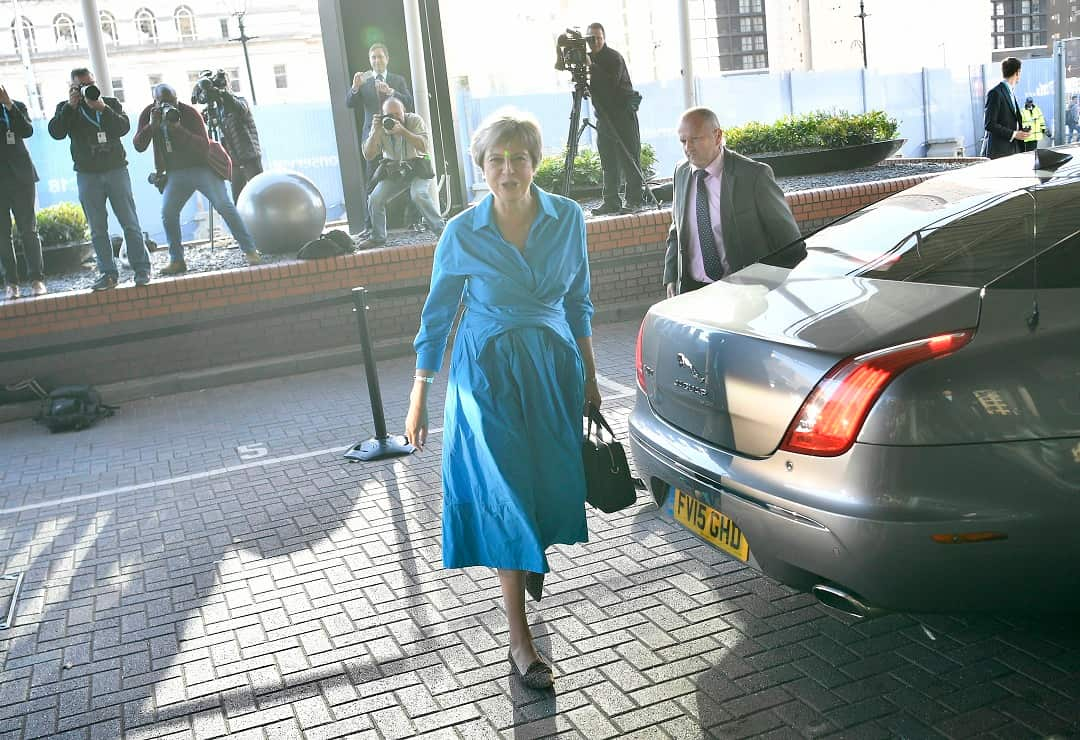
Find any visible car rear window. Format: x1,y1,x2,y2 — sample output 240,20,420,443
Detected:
763,180,1080,288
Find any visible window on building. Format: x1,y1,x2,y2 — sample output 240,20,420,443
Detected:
174,6,197,41
100,11,119,44
148,73,163,95
135,8,158,43
54,13,78,47
112,78,125,103
274,64,288,89
219,18,229,38
11,17,37,54
226,68,241,93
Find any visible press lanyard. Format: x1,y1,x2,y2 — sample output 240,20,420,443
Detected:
162,123,172,153
0,106,9,130
79,106,103,129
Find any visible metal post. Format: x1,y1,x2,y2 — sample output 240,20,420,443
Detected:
922,67,932,150
1054,39,1069,146
234,13,257,105
676,0,695,109
80,0,112,97
344,287,415,462
856,1,869,68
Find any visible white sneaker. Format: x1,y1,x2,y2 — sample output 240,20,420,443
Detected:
3,285,17,300
31,280,47,296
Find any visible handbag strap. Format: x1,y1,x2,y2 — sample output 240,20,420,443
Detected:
586,403,616,441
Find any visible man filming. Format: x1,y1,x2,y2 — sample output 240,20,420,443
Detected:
48,68,152,290
133,84,262,275
358,97,443,249
586,22,643,215
193,69,263,201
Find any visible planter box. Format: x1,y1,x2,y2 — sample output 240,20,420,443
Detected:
750,138,907,176
14,240,93,278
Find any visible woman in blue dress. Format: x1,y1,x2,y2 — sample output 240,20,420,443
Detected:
405,109,601,690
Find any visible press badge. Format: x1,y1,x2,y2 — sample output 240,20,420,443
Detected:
5,132,14,146
97,131,108,144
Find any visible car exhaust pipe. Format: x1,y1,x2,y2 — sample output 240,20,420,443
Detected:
811,584,888,620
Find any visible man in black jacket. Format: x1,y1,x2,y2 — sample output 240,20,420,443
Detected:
0,84,45,299
195,69,263,201
587,22,643,215
983,57,1032,159
346,43,414,235
48,68,151,290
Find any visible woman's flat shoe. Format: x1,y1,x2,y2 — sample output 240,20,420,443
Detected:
508,649,554,690
524,571,544,603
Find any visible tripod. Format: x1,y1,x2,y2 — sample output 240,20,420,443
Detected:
202,99,226,251
561,73,659,210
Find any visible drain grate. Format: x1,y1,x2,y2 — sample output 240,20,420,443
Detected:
1,573,24,629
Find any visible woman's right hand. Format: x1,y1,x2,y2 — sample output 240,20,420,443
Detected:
405,392,429,451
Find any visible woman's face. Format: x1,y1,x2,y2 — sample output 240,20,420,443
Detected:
483,139,535,203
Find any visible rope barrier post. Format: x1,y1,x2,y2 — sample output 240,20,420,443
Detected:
344,287,415,462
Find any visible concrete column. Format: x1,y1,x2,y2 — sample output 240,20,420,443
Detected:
403,0,436,200
11,0,40,117
676,0,695,109
80,0,113,96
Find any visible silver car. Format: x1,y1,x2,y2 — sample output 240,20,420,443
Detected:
629,147,1080,617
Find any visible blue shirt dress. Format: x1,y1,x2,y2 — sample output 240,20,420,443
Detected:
414,186,594,573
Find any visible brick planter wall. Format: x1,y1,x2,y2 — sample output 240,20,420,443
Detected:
0,174,937,410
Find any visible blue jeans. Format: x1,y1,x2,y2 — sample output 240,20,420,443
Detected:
162,166,257,260
368,177,444,242
77,167,150,276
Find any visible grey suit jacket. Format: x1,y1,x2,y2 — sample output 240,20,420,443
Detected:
663,148,801,292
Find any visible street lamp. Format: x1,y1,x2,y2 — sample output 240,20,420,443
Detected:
855,0,869,68
227,0,258,104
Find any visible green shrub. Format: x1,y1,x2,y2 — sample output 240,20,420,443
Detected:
13,202,89,249
725,110,900,155
533,143,657,194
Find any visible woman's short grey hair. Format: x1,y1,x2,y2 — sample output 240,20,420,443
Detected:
470,109,543,169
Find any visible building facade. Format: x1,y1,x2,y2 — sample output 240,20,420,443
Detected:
3,0,329,119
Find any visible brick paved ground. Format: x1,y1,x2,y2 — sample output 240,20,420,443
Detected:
1,319,1078,739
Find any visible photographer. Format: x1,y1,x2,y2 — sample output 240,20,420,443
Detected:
48,67,152,290
586,23,643,214
193,69,263,201
0,84,45,299
347,42,414,236
358,97,444,249
134,84,262,275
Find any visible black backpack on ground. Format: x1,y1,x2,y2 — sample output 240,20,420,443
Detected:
36,385,117,433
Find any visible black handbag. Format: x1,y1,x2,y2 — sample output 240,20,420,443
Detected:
581,405,637,514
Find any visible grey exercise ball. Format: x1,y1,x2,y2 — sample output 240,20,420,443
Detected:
236,171,327,255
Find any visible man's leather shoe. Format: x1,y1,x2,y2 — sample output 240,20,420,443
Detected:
134,272,151,287
91,274,118,291
591,202,625,216
3,284,17,300
357,237,387,250
31,281,48,296
159,260,187,276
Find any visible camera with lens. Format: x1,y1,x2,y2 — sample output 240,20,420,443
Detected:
554,28,593,77
79,83,101,102
147,171,168,193
158,103,181,125
380,115,399,133
191,69,228,105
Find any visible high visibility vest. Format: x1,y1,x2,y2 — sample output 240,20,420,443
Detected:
1021,105,1047,137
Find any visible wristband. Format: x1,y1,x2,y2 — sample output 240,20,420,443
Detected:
414,374,434,384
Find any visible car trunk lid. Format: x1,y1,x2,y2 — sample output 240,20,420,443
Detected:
642,264,982,457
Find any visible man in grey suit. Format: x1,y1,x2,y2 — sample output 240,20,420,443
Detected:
663,107,801,297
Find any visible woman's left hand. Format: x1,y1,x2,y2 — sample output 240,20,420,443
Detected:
584,375,602,414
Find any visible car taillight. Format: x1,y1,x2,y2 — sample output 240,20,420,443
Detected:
780,330,975,456
635,319,646,391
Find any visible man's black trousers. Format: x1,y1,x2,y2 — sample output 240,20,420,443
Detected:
0,182,43,284
596,107,642,208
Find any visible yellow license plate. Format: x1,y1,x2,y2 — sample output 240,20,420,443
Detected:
673,488,750,562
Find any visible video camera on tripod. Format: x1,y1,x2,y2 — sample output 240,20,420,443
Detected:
554,28,595,85
191,69,228,106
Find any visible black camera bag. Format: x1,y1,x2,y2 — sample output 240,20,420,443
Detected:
37,385,117,433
